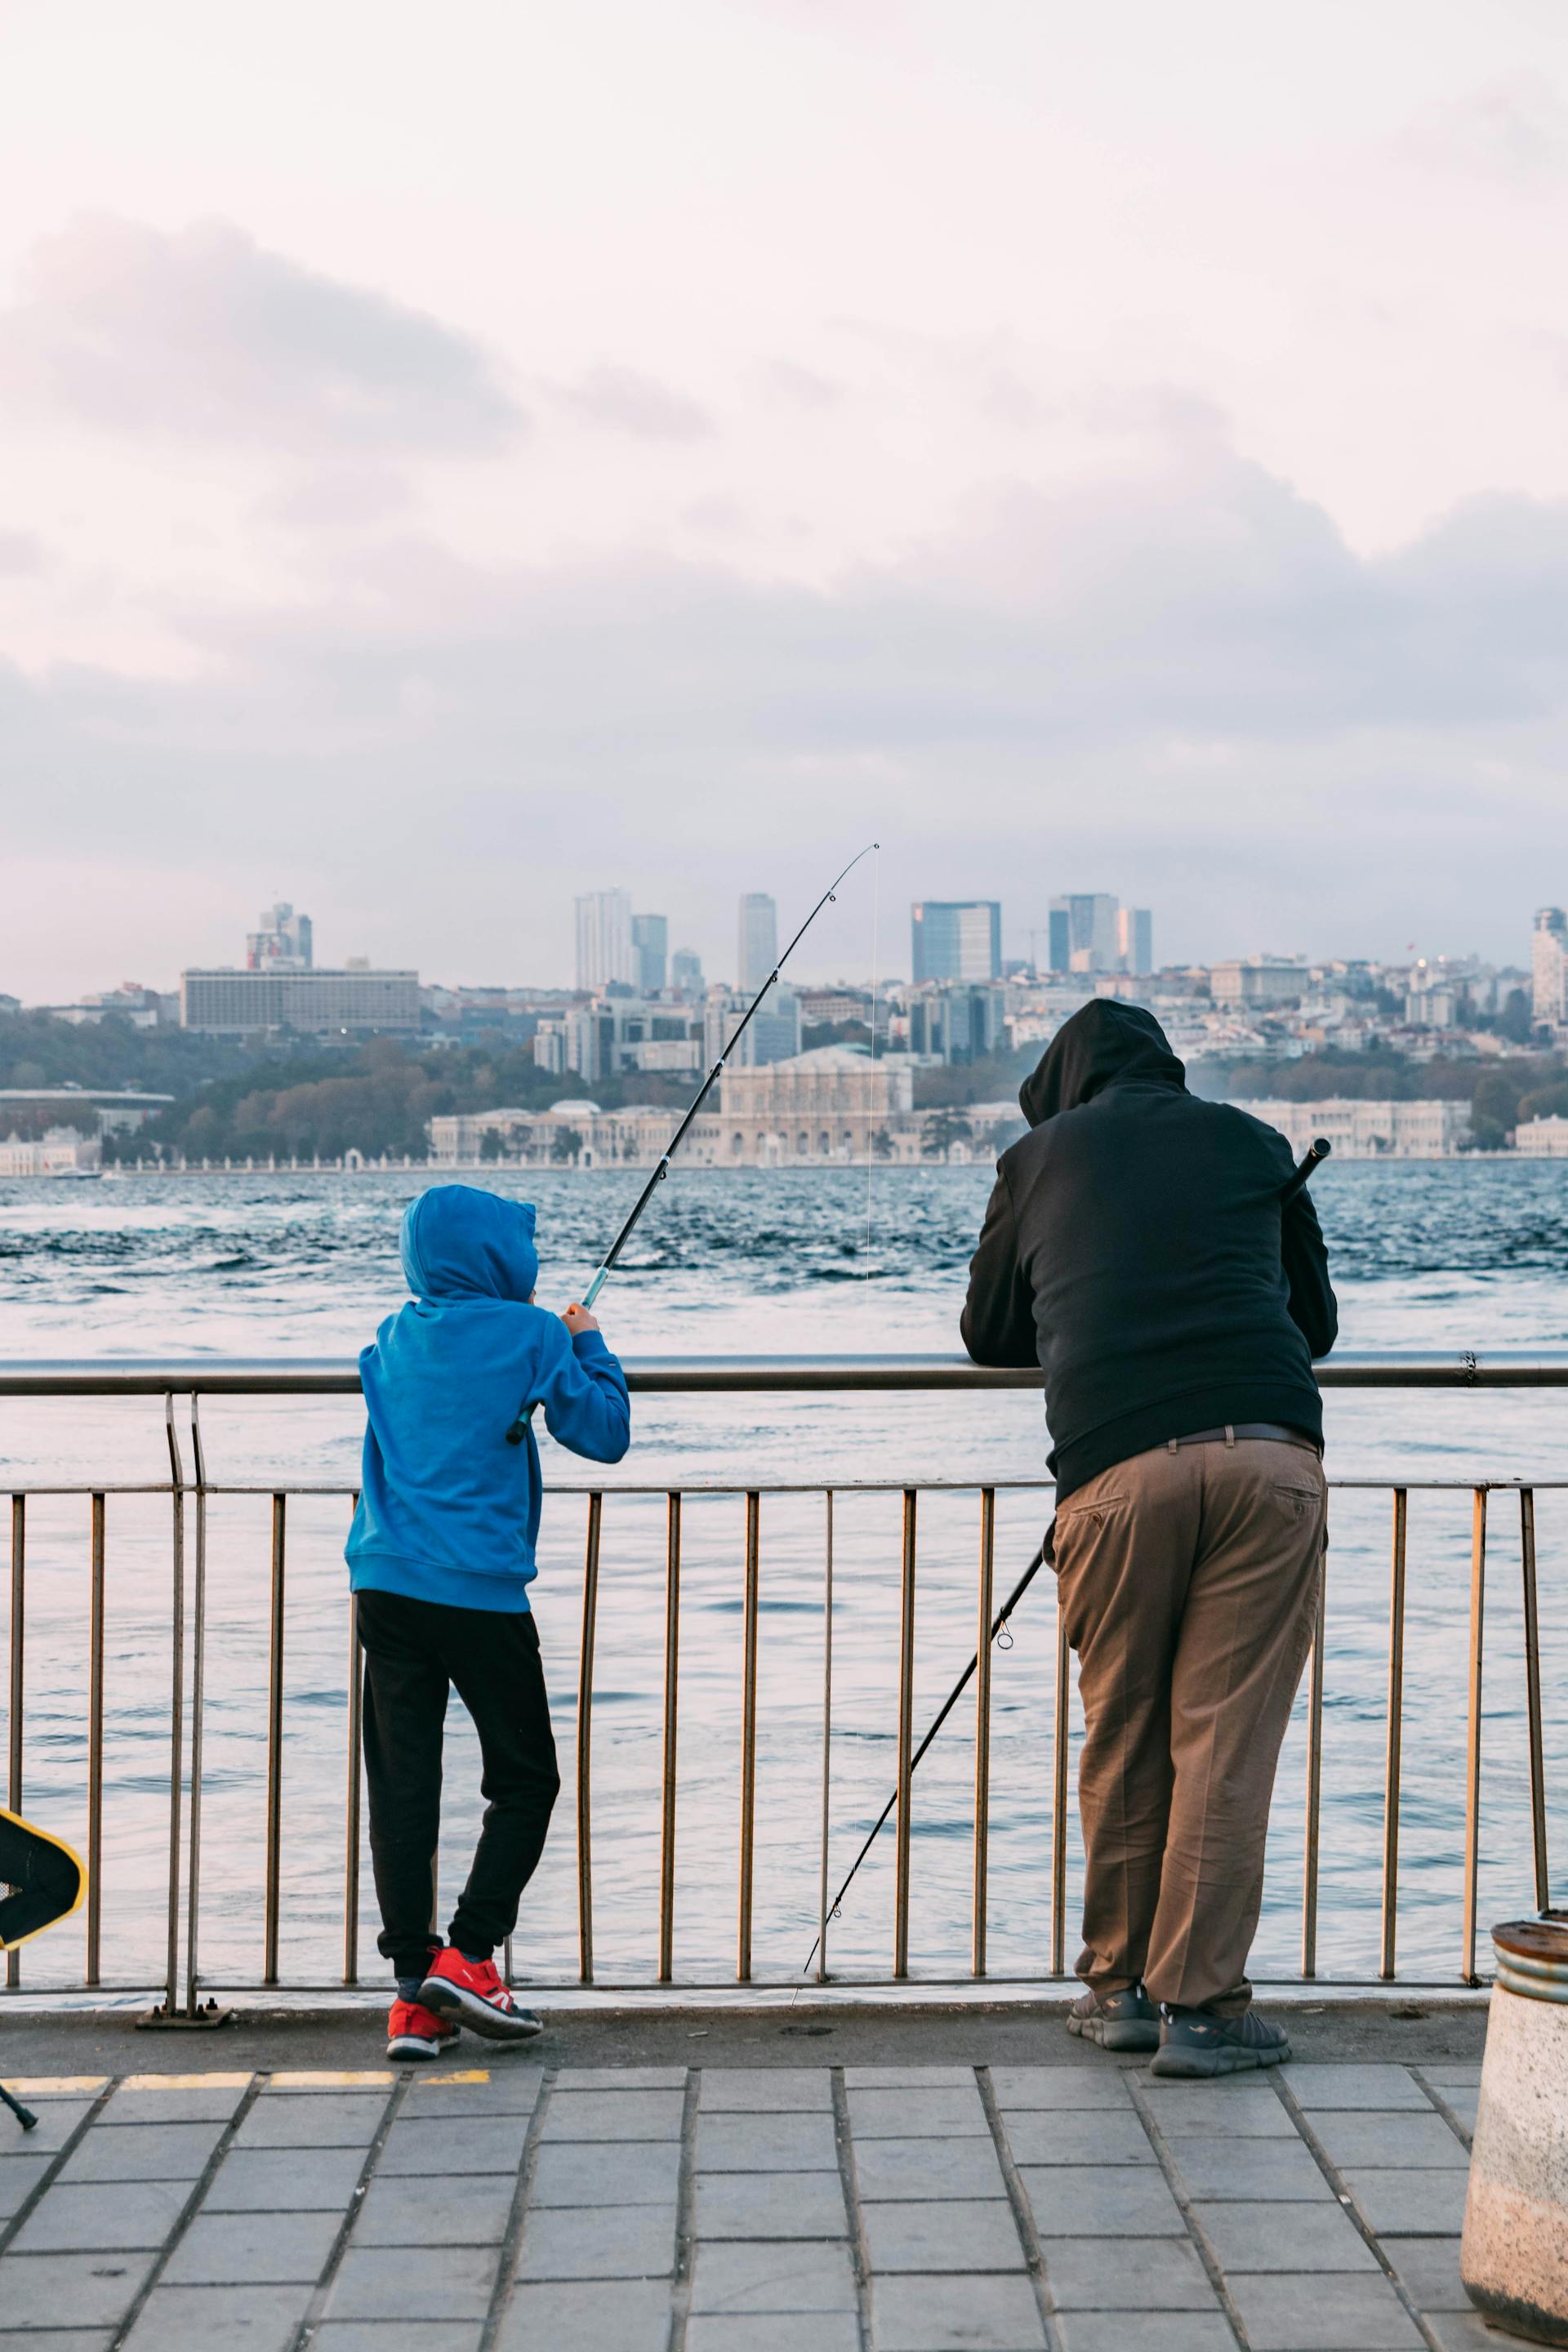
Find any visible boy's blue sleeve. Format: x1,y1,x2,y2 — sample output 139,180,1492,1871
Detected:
535,1324,631,1463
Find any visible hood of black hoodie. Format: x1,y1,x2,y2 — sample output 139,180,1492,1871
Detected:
1018,1000,1187,1127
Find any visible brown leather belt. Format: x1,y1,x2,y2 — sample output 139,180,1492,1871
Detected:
1167,1422,1320,1453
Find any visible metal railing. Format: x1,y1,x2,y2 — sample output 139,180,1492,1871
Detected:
1,1353,1561,2011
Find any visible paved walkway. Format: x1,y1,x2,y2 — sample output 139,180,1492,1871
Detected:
0,2057,1488,2351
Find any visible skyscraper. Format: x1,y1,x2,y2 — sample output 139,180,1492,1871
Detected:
1117,907,1154,974
738,893,778,991
1048,893,1119,973
1533,907,1567,1025
670,947,704,995
575,889,635,992
910,902,1002,983
632,913,668,996
247,902,313,971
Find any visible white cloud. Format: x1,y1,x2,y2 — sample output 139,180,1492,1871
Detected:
550,363,715,442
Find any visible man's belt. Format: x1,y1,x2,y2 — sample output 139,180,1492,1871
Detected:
1167,1422,1321,1453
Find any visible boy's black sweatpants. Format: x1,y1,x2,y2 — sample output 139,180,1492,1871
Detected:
356,1588,560,1981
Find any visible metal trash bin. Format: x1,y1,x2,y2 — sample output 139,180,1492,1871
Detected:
1462,1916,1568,2346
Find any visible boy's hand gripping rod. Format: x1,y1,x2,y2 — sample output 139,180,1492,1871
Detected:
801,1133,1331,1971
506,841,880,1442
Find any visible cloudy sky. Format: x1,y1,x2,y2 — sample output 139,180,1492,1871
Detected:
4,0,1568,996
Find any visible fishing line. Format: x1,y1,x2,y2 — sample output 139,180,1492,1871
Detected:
864,842,880,1281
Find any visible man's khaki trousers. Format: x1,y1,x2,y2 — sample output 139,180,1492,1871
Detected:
1050,1435,1327,2016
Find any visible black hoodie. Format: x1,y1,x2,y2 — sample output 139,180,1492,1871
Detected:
961,1000,1336,1499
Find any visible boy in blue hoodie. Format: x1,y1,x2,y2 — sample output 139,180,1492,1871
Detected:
346,1184,630,2057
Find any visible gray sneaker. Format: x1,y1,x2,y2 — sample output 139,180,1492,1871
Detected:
1150,2003,1291,2078
1067,1981,1161,2052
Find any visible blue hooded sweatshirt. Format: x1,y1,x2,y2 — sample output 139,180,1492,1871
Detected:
345,1185,630,1612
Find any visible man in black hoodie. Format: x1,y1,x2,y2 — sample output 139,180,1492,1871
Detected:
963,1000,1335,2077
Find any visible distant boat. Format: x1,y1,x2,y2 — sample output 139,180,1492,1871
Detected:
50,1165,103,1182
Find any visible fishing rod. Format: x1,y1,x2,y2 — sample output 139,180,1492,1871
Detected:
506,840,880,1443
801,1129,1334,1971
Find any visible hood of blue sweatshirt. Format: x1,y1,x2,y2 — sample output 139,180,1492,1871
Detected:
345,1184,630,1612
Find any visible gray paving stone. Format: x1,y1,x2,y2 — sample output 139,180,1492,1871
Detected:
376,2112,530,2174
0,2250,157,2328
1430,2085,1478,2135
401,2068,542,2118
1420,2065,1481,2087
688,2317,859,2352
1001,2112,1156,2167
848,2087,989,2138
702,2068,833,2110
122,2282,314,2350
100,2081,251,2124
844,2066,977,2087
555,2065,686,2089
1388,2234,1468,2310
531,2138,681,2207
59,2118,227,2181
0,2153,50,2220
1229,2269,1424,2349
854,2134,1008,2202
1056,2318,1235,2352
0,2098,93,2153
1165,2135,1333,2202
0,2332,115,2351
11,2177,191,2252
257,2072,394,2092
203,2144,366,2210
1310,2111,1468,2168
1139,2082,1298,2134
234,2092,387,2147
354,2170,515,2246
1281,2065,1428,2111
540,2088,684,2140
691,2238,858,2314
990,2068,1134,2111
161,2205,341,2283
869,2270,1046,2350
1192,2198,1379,2271
1020,2163,1185,2237
1040,2234,1218,2311
863,2196,1025,2274
493,2278,672,2352
1339,2167,1468,2236
313,2329,483,2352
514,2199,677,2279
1423,2313,1505,2351
327,2243,499,2322
695,2111,840,2171
694,2167,849,2238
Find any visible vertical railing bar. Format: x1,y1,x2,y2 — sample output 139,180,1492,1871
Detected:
972,1487,995,1979
737,1490,760,1984
1302,1524,1327,1980
6,1494,23,1991
1050,1592,1068,1976
163,1398,185,2018
577,1490,602,1985
893,1488,916,1980
817,1490,834,1985
263,1491,286,1987
1462,1486,1487,1986
184,1397,207,2016
1520,1488,1550,1915
343,1501,363,1989
1379,1487,1407,1980
87,1491,105,1989
657,1490,681,1983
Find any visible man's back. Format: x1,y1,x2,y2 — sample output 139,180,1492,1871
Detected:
962,1004,1335,1497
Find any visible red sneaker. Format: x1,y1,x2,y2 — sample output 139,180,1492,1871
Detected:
386,1998,461,2061
418,1948,543,2042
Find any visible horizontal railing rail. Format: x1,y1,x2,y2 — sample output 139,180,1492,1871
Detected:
1,1357,1561,2016
4,1348,1568,1394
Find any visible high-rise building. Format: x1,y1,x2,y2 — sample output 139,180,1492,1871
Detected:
670,947,704,995
1048,893,1119,973
1117,907,1153,974
632,913,668,996
247,902,313,971
1533,907,1567,1025
181,967,418,1035
575,889,635,992
910,902,1002,983
738,893,778,991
